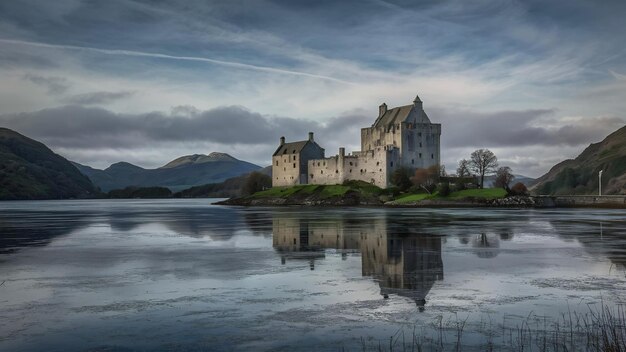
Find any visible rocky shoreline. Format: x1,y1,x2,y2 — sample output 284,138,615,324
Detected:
215,194,538,207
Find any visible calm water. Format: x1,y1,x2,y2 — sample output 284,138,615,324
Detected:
0,199,625,351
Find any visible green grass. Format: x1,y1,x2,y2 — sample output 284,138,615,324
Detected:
250,182,381,200
318,185,350,198
394,193,435,204
393,188,506,204
448,188,507,199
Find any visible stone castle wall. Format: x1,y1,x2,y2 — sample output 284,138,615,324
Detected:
307,147,400,188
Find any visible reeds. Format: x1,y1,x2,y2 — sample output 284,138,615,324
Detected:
357,304,626,351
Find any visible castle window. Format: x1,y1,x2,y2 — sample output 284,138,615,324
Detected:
419,142,422,148
293,155,296,161
318,162,320,166
349,169,352,173
284,167,286,171
419,153,422,158
275,161,278,166
323,162,326,166
376,161,379,166
321,170,323,174
349,162,353,166
412,159,414,165
431,154,434,159
335,170,338,173
379,169,382,172
283,150,287,154
390,162,393,167
292,149,296,153
293,163,296,168
310,174,314,178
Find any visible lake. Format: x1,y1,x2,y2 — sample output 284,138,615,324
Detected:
0,199,625,351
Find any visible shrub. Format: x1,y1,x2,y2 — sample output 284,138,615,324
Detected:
242,171,272,196
509,182,529,196
437,182,451,197
391,167,413,191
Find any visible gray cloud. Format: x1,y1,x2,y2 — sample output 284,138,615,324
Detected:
433,108,625,149
2,105,622,151
63,91,135,105
0,105,366,149
23,73,69,95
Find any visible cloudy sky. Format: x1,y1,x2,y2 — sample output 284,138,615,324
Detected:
1,0,625,177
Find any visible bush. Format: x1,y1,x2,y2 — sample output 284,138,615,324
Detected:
509,182,529,196
437,182,451,197
242,172,272,196
391,167,413,191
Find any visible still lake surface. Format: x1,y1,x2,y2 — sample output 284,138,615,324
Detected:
0,199,625,351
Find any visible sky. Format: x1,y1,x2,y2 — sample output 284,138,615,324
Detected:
0,0,625,177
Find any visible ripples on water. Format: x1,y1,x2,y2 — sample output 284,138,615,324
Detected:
0,199,625,351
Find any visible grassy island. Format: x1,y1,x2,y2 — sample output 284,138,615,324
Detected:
217,181,518,207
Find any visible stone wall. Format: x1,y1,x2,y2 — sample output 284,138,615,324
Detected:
308,147,400,188
533,195,626,208
272,153,301,187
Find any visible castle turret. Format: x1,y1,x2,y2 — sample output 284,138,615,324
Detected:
280,136,285,145
308,132,314,142
339,147,345,171
379,103,387,118
413,94,422,108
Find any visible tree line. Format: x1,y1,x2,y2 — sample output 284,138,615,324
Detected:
391,148,528,196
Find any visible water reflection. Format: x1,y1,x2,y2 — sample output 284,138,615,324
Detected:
272,214,443,308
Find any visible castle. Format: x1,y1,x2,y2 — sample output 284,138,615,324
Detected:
272,94,441,188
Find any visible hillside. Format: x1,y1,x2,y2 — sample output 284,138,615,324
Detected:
75,153,262,192
0,128,97,200
531,125,626,195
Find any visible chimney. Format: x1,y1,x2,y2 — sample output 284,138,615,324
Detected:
308,132,314,142
280,136,285,145
379,103,387,118
338,147,345,170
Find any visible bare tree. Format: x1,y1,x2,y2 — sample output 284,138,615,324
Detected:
469,149,499,188
456,159,471,177
411,165,440,194
494,166,514,191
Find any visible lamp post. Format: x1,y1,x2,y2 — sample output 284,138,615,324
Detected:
599,170,603,196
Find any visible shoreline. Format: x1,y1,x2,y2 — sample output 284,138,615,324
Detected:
215,195,626,209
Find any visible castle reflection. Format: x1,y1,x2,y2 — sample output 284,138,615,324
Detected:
272,214,443,308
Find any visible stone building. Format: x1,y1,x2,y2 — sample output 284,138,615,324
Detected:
272,132,325,187
271,94,441,188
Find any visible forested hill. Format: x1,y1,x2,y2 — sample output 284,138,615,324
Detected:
531,125,626,195
0,128,97,200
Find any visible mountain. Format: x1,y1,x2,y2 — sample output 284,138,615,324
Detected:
75,153,262,192
160,152,237,168
0,128,97,200
531,125,626,195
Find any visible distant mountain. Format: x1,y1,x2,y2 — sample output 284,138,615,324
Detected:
531,125,626,195
160,152,238,168
74,153,262,192
0,128,97,200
